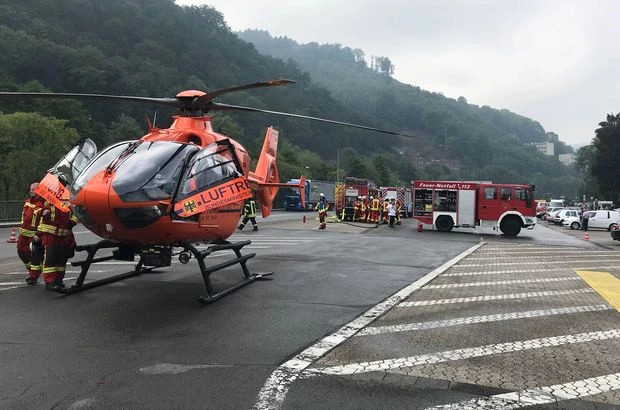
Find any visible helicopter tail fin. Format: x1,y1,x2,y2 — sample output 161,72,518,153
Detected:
247,127,306,218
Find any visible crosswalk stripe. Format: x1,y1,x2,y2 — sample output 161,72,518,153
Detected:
425,277,581,289
458,259,620,267
357,305,611,336
309,329,620,376
399,289,595,306
425,372,620,409
444,266,620,277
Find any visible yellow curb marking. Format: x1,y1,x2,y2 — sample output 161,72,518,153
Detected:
575,270,620,311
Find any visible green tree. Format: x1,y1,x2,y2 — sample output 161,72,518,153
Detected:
591,113,620,200
0,112,79,199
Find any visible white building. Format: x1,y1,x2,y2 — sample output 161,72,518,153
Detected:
533,142,554,156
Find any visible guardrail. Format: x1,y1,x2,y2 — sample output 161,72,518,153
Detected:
0,201,23,222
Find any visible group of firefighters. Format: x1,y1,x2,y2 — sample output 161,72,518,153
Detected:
15,182,78,289
350,196,403,226
313,194,403,230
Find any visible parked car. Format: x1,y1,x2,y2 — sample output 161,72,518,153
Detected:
611,224,620,240
536,201,548,218
543,207,564,221
586,210,620,231
562,216,582,230
553,209,580,225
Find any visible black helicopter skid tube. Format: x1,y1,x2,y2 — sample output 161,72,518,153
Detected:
182,240,273,305
55,239,154,294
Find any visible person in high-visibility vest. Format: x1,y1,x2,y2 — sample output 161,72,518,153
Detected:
315,193,329,230
382,199,389,224
395,200,403,225
17,183,45,285
370,196,381,223
361,196,369,223
353,196,362,222
38,203,78,289
238,197,258,231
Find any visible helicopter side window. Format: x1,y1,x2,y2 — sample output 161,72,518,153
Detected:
178,144,241,198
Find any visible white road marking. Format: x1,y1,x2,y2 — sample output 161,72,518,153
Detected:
358,305,611,336
139,363,231,375
426,372,620,409
425,277,581,289
310,329,620,376
252,242,486,410
400,289,595,306
68,398,97,409
465,251,619,259
444,267,620,277
457,259,620,267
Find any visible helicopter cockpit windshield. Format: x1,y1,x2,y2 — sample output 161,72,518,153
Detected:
112,141,200,202
51,139,97,187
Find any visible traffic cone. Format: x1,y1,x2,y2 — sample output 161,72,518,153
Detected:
583,231,589,241
6,228,18,243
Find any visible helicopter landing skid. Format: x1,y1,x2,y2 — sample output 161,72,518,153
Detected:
181,240,273,305
56,239,156,295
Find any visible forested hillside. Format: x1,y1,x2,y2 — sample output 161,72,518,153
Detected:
0,0,582,200
238,30,583,198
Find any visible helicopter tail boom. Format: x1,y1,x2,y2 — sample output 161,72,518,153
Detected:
248,127,307,218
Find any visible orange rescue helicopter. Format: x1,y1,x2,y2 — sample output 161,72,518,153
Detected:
0,79,411,303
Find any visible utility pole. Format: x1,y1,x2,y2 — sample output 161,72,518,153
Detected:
336,149,340,182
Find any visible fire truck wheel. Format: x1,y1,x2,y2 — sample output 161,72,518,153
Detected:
435,215,454,232
500,217,522,236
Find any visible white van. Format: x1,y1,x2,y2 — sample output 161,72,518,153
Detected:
586,210,620,231
549,199,565,208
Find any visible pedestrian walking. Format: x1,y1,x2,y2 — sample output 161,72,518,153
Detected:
581,209,590,231
387,198,397,228
238,197,258,231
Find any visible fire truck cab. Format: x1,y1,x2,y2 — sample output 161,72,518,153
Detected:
412,180,536,236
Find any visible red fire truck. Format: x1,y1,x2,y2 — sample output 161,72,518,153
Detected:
335,177,377,221
412,180,536,236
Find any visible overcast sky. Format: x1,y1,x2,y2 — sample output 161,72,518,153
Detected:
176,0,620,146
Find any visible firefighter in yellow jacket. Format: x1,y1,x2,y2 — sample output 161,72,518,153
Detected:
370,196,381,223
238,197,258,231
17,183,45,285
38,203,78,289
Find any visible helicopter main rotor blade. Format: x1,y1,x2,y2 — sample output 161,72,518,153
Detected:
208,102,418,139
191,79,295,111
0,92,180,108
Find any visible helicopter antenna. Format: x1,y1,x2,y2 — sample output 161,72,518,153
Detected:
145,115,153,131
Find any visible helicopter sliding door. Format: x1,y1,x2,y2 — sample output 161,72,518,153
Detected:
35,139,98,211
173,140,251,218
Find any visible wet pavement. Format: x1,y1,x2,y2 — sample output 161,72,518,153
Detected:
0,215,619,409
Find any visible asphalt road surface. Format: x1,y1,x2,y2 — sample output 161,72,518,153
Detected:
0,214,618,409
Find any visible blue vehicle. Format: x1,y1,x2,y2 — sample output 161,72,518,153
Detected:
284,195,306,211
